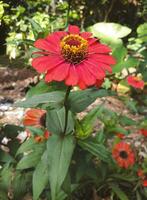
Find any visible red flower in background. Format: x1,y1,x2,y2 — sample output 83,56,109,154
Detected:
140,129,147,137
137,169,147,187
32,25,115,89
23,109,51,142
143,180,147,187
127,75,144,89
95,78,104,88
44,130,51,139
112,142,135,168
34,130,51,143
138,169,144,178
116,133,125,139
23,109,46,128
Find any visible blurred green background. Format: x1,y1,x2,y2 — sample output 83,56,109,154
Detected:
0,0,146,57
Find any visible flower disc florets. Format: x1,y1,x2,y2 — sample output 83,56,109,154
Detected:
119,151,128,159
60,34,88,64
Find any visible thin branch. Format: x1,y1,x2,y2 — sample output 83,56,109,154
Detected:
104,0,115,22
63,86,72,135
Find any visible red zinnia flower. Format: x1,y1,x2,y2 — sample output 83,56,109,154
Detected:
23,109,46,128
140,129,147,137
112,142,135,168
32,25,115,89
116,133,125,139
127,75,144,89
143,180,147,187
137,169,147,187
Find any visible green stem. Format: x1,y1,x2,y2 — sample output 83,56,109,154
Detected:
65,0,72,28
63,86,72,135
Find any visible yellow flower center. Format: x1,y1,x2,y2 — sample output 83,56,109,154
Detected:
60,34,88,64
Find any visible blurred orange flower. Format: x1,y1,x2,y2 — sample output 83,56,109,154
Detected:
127,75,144,89
112,142,135,168
23,109,46,128
140,129,147,137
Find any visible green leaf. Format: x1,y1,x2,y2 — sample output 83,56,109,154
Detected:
124,98,138,113
27,126,44,136
91,105,118,126
113,57,139,73
112,45,127,63
124,57,139,69
78,140,111,162
137,23,147,42
16,138,35,155
33,151,49,200
0,164,12,192
76,106,101,139
119,115,136,126
68,88,115,113
88,22,131,39
61,173,71,195
17,141,45,169
15,91,64,108
108,126,129,135
13,172,32,200
56,190,67,200
0,190,8,200
47,134,75,200
26,80,51,98
103,78,111,89
46,107,74,135
0,149,14,163
82,106,101,128
27,18,43,39
110,184,129,200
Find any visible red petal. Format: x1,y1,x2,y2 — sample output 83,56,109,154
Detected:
68,25,80,34
85,59,105,79
46,31,67,50
98,62,112,73
34,38,59,53
32,56,64,73
88,43,112,54
76,63,96,87
32,51,49,55
80,32,92,39
78,79,87,89
90,54,116,65
47,31,67,41
45,62,70,82
65,65,79,86
87,38,98,45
